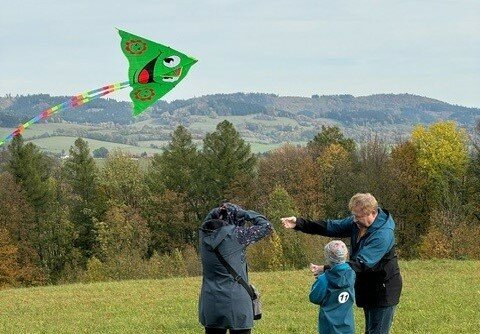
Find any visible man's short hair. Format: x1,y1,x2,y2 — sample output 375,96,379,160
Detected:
348,193,378,215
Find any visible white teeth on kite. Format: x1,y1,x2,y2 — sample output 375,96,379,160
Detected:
163,77,179,82
163,76,180,82
162,67,182,82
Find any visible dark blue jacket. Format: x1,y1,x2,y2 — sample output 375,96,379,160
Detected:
296,208,402,308
199,209,272,330
310,262,355,334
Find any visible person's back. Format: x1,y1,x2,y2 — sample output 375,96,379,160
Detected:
309,240,355,334
199,222,251,329
198,203,272,334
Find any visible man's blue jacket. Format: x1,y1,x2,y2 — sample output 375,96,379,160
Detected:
296,208,402,308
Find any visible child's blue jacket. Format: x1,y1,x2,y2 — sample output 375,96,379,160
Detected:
310,262,356,334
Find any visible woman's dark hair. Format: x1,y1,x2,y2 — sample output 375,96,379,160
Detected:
200,218,229,231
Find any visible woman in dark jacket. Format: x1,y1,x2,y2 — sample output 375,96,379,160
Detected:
199,203,272,334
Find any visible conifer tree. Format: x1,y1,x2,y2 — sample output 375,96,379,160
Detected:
147,126,202,218
201,120,256,210
155,125,198,193
145,126,202,252
6,136,53,215
6,137,74,282
63,138,101,259
307,125,356,159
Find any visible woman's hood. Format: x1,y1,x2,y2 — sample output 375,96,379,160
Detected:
199,222,235,250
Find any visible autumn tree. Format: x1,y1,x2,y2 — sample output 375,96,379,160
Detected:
411,121,469,209
143,190,193,254
317,143,356,219
247,230,284,271
94,204,151,279
0,173,36,247
101,150,146,209
356,135,390,199
265,186,308,269
0,228,21,289
383,141,430,258
257,144,323,218
95,205,150,261
466,121,480,218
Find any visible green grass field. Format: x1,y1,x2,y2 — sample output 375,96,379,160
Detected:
1,125,162,156
1,119,296,154
30,136,164,155
0,260,478,333
0,124,101,139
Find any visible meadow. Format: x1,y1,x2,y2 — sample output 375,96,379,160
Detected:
0,260,478,333
0,119,294,155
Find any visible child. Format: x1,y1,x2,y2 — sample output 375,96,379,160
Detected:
309,240,356,334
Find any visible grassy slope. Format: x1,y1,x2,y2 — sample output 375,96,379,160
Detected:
0,260,478,333
0,116,310,154
30,136,164,155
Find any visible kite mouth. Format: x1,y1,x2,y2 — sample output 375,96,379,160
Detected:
162,67,182,82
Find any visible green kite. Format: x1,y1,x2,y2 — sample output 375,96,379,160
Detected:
0,29,197,147
119,29,197,115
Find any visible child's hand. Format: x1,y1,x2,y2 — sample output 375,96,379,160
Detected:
310,263,324,277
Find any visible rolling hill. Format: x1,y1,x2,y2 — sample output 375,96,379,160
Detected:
1,93,478,154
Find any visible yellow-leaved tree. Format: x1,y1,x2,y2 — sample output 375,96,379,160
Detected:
411,121,469,207
411,121,477,259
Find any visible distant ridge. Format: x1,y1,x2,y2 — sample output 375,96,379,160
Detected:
1,92,478,128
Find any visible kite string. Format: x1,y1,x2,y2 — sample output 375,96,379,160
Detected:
0,81,130,147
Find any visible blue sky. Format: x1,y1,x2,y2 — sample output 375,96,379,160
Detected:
1,0,479,107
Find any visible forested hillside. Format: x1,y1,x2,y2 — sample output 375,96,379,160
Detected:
1,93,478,153
1,93,477,126
0,120,479,288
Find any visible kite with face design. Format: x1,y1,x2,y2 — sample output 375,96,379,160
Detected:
119,30,197,115
0,30,197,147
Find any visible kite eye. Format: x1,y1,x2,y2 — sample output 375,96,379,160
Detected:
163,56,181,68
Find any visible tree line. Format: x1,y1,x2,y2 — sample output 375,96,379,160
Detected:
0,120,479,288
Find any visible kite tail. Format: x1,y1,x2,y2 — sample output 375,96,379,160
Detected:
0,81,130,147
